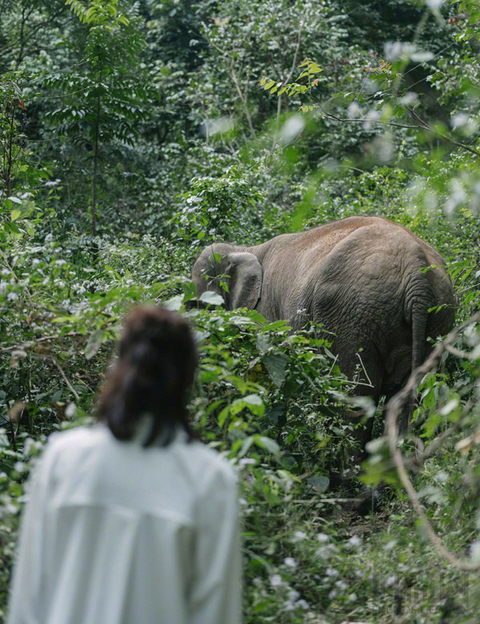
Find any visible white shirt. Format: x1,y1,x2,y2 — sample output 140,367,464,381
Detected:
8,424,242,624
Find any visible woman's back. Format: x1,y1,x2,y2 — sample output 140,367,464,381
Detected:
9,423,241,624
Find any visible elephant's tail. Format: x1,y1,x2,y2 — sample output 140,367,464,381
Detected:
411,303,428,373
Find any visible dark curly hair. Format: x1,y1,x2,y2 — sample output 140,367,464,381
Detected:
97,306,198,447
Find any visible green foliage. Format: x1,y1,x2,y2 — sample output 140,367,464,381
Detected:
66,0,129,27
1,0,480,621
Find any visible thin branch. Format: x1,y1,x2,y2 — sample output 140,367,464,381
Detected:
385,311,480,571
320,109,421,130
407,107,480,158
230,60,256,139
274,19,304,145
445,344,479,361
37,354,80,401
0,331,83,353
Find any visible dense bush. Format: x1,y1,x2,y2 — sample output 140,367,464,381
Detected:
1,0,480,622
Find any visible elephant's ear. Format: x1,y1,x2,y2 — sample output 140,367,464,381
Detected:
227,252,263,310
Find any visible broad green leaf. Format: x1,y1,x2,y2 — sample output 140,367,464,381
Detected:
264,352,289,387
164,294,184,311
307,475,330,492
85,330,104,360
181,281,197,302
199,291,224,306
253,435,280,457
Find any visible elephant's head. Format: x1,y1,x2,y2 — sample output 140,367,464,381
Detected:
192,244,263,310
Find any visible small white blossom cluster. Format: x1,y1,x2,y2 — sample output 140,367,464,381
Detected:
283,589,309,612
268,574,310,614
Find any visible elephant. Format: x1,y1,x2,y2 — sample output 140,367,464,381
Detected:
192,215,455,443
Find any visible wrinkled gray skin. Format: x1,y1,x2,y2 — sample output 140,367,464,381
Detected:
192,216,455,440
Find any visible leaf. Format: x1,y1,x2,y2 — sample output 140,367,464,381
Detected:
264,353,289,387
253,435,280,457
218,393,264,427
164,294,184,311
10,210,21,222
181,281,197,302
237,436,255,458
9,350,27,368
307,475,330,492
8,402,27,423
256,333,270,355
85,330,104,360
199,291,224,306
439,398,459,416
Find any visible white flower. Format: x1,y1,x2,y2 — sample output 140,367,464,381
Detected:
297,599,309,610
325,567,339,578
7,292,18,301
317,532,329,543
328,590,337,600
384,41,414,62
293,531,307,541
347,535,361,548
385,575,397,587
470,541,480,564
187,196,202,204
283,557,297,568
335,580,348,591
363,109,380,131
347,102,361,119
238,457,256,467
270,574,284,587
451,113,470,130
316,544,338,559
280,114,305,146
32,259,40,266
0,282,7,295
45,233,53,243
65,403,76,419
288,590,300,602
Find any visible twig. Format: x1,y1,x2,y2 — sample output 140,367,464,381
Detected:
321,109,421,130
385,311,480,571
445,344,479,361
356,352,374,388
253,497,362,505
273,19,304,149
0,331,83,353
230,60,256,139
36,354,80,401
407,107,480,158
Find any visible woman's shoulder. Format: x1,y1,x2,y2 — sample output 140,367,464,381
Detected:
173,438,238,489
43,424,109,459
